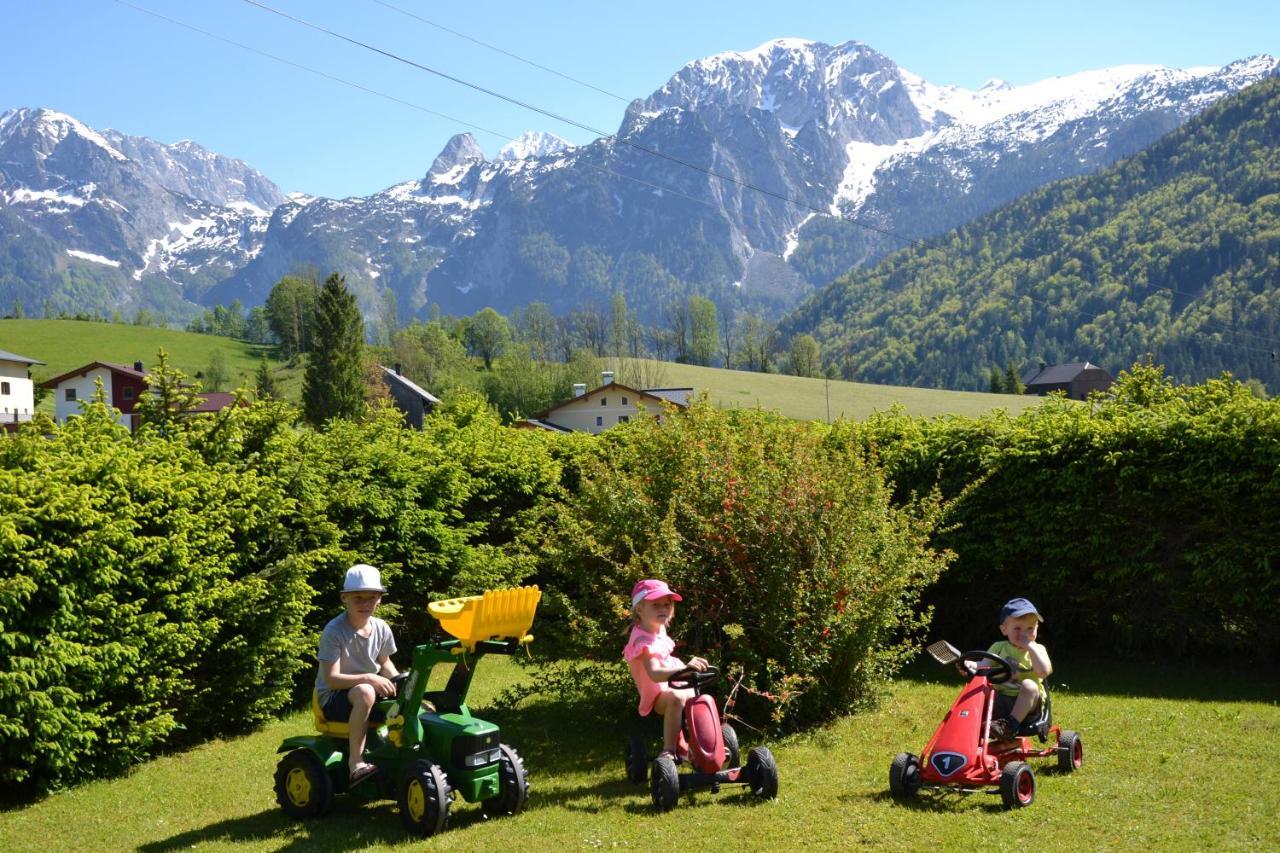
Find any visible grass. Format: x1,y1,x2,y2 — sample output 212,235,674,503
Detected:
2,655,1275,852
612,358,1047,420
0,319,301,410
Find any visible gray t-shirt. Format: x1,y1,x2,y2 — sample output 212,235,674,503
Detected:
315,613,398,706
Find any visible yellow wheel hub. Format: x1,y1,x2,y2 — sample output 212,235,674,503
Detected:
286,767,312,807
406,779,426,821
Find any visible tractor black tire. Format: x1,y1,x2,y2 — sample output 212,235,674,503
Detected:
624,733,649,784
1057,730,1084,773
999,761,1036,809
745,746,779,800
481,744,529,818
722,723,741,769
651,754,680,812
399,759,452,836
888,752,921,801
274,749,334,819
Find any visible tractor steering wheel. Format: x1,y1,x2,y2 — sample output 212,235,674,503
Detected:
390,671,411,698
669,666,719,691
959,651,1016,684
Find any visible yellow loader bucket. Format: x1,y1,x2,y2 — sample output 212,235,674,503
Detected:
429,585,542,651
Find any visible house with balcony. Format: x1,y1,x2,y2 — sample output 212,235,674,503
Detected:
519,371,693,434
0,347,45,432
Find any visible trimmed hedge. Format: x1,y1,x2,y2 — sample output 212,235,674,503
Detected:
834,362,1280,656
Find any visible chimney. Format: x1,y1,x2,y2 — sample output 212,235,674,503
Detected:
394,363,402,375
572,383,587,397
1039,362,1046,371
602,370,614,385
133,360,144,372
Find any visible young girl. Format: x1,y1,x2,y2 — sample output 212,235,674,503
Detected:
622,578,708,760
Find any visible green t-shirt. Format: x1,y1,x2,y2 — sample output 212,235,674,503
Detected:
987,640,1050,698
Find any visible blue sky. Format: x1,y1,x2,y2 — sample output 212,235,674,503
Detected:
3,1,1276,199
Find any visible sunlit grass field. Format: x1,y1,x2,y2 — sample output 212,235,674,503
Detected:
2,655,1274,852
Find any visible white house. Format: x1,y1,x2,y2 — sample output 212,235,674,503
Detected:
0,348,45,432
519,371,693,435
40,360,149,428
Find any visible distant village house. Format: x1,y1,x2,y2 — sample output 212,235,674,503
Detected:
1021,361,1114,401
519,371,693,434
40,360,241,430
380,364,441,429
0,347,45,432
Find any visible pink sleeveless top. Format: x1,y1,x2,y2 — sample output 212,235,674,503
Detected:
623,625,683,715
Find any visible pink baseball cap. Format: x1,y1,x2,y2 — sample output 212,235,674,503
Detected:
631,579,683,608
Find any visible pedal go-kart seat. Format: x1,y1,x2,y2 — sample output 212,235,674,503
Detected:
1014,689,1053,740
311,690,350,737
428,585,542,651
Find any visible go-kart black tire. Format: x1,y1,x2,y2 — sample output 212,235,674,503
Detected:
482,744,529,818
745,746,779,800
889,752,921,801
625,733,648,784
399,759,451,836
651,754,680,812
1057,730,1083,773
722,723,741,769
999,761,1036,809
274,749,334,819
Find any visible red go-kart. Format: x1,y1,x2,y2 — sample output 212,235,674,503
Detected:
889,641,1083,809
624,667,779,811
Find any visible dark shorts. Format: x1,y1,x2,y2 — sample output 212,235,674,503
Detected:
322,688,387,724
992,690,1041,721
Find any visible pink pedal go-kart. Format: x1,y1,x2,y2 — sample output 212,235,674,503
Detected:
889,641,1083,809
623,667,779,811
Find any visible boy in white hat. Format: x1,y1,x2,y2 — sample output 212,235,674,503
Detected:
316,564,400,784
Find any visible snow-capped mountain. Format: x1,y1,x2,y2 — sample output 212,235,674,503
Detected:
0,107,280,314
2,43,1277,323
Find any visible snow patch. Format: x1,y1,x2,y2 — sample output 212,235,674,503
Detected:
66,249,120,267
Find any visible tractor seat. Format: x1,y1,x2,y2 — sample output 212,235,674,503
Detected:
312,690,350,737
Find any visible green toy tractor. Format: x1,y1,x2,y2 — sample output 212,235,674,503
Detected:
274,586,542,836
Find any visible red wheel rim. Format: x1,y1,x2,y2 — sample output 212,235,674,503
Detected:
1072,740,1083,768
1017,769,1034,803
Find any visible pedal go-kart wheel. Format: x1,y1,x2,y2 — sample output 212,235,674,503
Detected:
999,761,1036,809
624,733,649,784
481,744,529,818
745,746,779,800
651,754,680,812
722,723,740,769
1057,730,1084,773
888,752,921,801
399,759,452,836
274,749,334,818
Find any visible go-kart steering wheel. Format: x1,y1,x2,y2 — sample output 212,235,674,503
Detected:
668,666,719,691
959,651,1016,684
390,671,411,698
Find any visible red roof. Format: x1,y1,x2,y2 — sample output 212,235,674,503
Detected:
39,361,147,388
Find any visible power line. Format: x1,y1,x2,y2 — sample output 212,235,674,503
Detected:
239,0,915,247
368,0,632,103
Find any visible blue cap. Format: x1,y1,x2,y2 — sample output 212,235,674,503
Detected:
1000,597,1043,623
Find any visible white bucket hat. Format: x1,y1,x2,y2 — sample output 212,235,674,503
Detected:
342,564,387,594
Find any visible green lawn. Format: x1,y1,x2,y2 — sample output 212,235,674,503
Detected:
612,358,1047,420
0,319,298,409
2,656,1274,852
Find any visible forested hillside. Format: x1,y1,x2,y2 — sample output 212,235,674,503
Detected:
783,77,1280,392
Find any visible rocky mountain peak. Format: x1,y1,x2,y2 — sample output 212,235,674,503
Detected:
496,131,572,162
426,133,486,180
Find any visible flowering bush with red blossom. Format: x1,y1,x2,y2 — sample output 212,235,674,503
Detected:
536,398,952,729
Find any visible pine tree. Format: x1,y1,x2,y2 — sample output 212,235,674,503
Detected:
989,366,1006,394
1004,364,1025,395
254,355,278,400
303,273,366,425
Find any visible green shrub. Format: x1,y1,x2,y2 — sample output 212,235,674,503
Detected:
0,404,335,798
536,399,951,729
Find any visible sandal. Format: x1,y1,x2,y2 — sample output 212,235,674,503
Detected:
349,762,380,784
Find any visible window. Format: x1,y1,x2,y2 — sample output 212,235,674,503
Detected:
601,397,607,406
618,415,629,423
0,381,9,395
595,416,603,427
621,396,628,405
65,388,77,402
122,387,135,400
